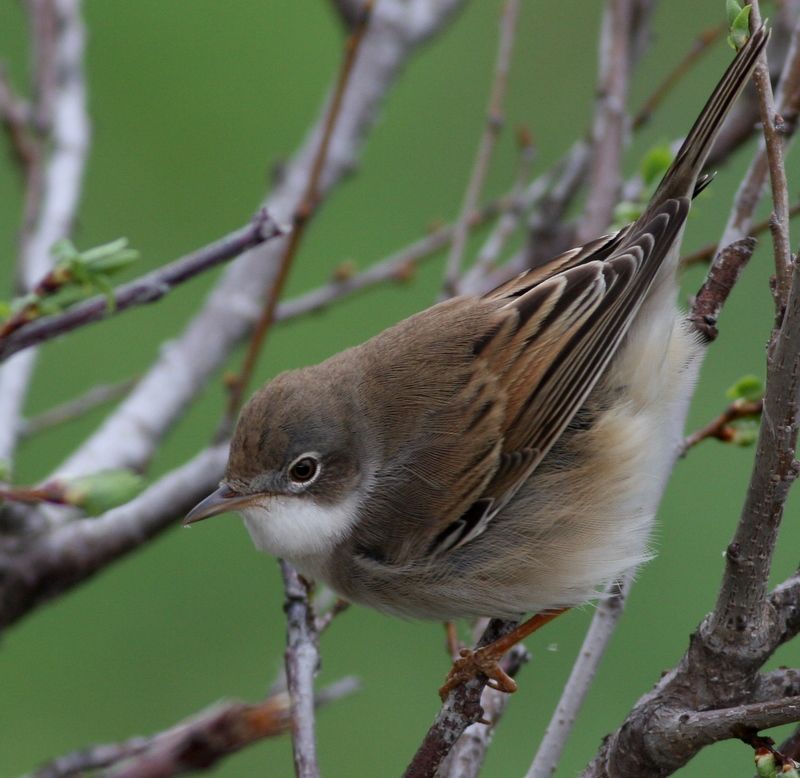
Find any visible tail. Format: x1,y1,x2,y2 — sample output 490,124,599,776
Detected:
648,24,769,207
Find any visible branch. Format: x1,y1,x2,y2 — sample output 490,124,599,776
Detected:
577,0,634,243
437,644,529,778
223,0,375,425
51,0,467,483
281,562,323,778
0,0,89,472
30,678,359,778
18,377,137,439
748,0,794,307
681,201,800,268
681,398,763,454
0,209,287,364
402,619,520,778
704,259,800,654
527,576,632,778
631,23,725,130
689,238,758,342
442,0,520,296
0,444,228,632
717,13,800,254
0,65,37,172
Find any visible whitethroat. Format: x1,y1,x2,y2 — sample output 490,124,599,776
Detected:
186,27,769,697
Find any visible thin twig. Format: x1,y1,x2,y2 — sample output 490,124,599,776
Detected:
0,65,37,172
748,1,794,308
29,678,359,778
461,126,536,291
223,0,375,425
689,237,759,342
632,23,726,130
681,201,800,268
0,209,287,364
577,0,634,243
49,0,467,488
281,561,322,778
680,398,763,454
717,13,800,255
276,200,502,320
527,576,632,778
18,377,137,439
442,0,520,296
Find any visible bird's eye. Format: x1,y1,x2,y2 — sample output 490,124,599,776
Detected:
288,455,319,484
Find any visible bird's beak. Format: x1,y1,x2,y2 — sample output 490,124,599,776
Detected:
183,485,260,526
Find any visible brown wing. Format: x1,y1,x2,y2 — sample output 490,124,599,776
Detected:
428,199,689,556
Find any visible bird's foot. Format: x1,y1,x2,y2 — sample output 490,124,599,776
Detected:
438,644,517,701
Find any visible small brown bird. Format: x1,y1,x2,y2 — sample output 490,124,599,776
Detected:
186,28,768,693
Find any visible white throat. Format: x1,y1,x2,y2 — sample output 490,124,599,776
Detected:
239,494,359,559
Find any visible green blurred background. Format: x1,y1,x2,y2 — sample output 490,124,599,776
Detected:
1,1,798,776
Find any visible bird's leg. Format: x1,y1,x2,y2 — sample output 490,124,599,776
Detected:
443,621,461,660
438,608,568,701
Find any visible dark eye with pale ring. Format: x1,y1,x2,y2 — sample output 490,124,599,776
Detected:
288,456,319,484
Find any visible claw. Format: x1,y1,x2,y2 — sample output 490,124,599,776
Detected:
438,645,518,701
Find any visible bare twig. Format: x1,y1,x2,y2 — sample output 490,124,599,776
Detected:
30,677,359,778
689,237,759,342
527,576,632,778
681,398,763,454
632,23,726,130
281,561,322,778
51,0,468,483
577,0,634,243
276,200,502,321
0,65,37,172
442,0,520,296
223,0,375,425
748,1,794,307
459,126,536,291
0,210,287,364
718,14,800,254
18,377,137,439
681,201,800,268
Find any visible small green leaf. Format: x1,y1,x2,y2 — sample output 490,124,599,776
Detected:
0,459,11,483
754,749,777,777
729,418,759,447
726,374,764,403
62,469,144,516
726,0,743,27
51,238,79,263
640,144,673,187
612,201,642,228
727,4,752,50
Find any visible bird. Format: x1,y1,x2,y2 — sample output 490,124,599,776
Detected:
186,26,769,696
